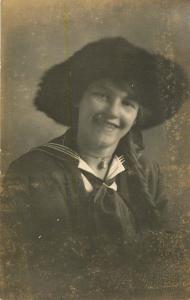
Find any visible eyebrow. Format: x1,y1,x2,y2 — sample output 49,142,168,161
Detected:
90,82,136,98
90,84,108,90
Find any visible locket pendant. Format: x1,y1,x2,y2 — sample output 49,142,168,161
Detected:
98,159,108,169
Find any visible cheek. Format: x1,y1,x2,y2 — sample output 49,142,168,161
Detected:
79,97,103,118
78,99,92,119
90,98,106,112
131,111,138,124
122,110,138,127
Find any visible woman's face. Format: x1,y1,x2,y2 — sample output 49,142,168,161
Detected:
77,79,139,149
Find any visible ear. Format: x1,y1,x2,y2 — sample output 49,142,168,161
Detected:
130,126,144,152
133,118,137,125
133,105,144,127
131,116,138,128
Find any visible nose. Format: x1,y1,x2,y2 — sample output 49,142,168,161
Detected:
106,98,120,117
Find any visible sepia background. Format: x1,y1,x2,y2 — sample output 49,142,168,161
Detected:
1,0,190,298
2,0,190,216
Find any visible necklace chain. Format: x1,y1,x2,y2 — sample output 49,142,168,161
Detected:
79,152,112,170
79,151,112,160
98,159,109,169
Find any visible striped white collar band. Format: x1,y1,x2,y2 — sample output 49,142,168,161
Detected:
42,142,127,179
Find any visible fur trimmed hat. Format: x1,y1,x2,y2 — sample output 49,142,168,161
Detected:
34,37,189,129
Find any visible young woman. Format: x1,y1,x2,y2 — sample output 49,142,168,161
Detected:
1,37,189,299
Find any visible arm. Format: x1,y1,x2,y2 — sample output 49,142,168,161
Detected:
0,161,32,299
0,154,89,298
146,160,170,230
141,160,190,292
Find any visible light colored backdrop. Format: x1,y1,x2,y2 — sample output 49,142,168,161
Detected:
2,0,190,178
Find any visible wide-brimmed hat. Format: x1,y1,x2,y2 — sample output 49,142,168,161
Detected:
34,37,189,129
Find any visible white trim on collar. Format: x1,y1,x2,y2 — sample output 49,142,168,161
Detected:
41,140,127,192
78,155,125,180
41,142,127,176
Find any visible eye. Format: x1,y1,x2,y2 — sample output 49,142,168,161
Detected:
123,98,138,109
92,91,109,101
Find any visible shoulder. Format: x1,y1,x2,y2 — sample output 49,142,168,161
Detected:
6,148,74,185
7,134,68,176
137,153,160,179
7,150,58,177
2,143,73,203
138,154,163,193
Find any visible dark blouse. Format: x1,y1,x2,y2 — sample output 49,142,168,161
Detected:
1,133,187,299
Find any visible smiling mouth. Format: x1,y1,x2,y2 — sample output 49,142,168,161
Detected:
104,121,120,129
94,117,120,130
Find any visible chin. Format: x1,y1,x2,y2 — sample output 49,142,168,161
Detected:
95,136,119,148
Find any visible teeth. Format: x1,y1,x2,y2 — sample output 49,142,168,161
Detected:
108,124,116,128
106,122,119,128
104,123,118,129
94,116,119,128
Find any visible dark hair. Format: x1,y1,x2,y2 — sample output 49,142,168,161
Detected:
34,37,189,229
116,128,164,229
34,37,189,130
